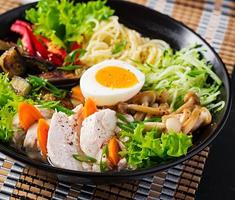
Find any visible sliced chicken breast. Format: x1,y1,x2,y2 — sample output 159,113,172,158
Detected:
80,109,117,159
47,107,83,171
23,122,42,160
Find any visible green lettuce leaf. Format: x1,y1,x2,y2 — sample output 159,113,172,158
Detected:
120,124,192,168
26,0,114,48
0,74,24,141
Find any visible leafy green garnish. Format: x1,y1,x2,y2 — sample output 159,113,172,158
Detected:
137,46,224,111
100,144,109,172
39,100,74,116
59,48,86,71
26,0,114,48
120,124,192,168
27,75,66,98
58,65,81,71
0,73,24,141
16,38,23,48
64,49,86,64
112,40,127,54
143,117,161,122
73,154,97,163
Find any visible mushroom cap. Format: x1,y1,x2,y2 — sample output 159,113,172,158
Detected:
130,91,157,105
184,92,200,104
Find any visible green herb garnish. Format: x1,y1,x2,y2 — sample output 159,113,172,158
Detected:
58,65,81,71
27,75,66,98
100,145,109,172
39,100,74,116
73,154,97,163
112,40,127,54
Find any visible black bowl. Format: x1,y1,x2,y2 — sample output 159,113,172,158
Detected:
0,0,231,183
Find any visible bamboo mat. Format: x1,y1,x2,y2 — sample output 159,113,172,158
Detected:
0,0,234,200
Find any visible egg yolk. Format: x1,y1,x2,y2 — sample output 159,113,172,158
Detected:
95,66,139,88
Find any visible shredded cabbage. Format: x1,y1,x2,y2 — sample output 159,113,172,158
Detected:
137,46,224,111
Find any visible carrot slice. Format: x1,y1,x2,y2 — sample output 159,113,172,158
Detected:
71,86,84,103
37,118,49,157
108,137,120,166
82,98,98,118
18,102,43,131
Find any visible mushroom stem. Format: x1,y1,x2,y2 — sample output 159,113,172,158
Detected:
127,104,170,116
144,122,165,131
182,106,201,134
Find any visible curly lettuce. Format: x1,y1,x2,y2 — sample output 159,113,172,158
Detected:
26,0,114,48
119,123,192,169
0,74,24,141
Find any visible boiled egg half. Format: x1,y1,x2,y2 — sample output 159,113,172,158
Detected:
80,60,145,106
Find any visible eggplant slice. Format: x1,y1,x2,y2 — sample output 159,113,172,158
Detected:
0,47,56,77
39,71,80,88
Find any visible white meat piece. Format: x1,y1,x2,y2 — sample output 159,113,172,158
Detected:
23,122,42,160
47,111,83,171
24,123,38,150
80,109,117,159
11,114,25,149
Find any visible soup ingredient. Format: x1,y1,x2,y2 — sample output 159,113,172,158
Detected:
112,40,127,55
139,46,224,111
82,98,97,119
73,154,97,163
108,137,120,166
119,123,192,168
1,97,20,142
11,20,66,65
18,102,43,131
27,75,66,98
47,110,83,170
37,118,49,157
0,47,56,77
10,20,35,55
39,100,74,116
95,66,139,88
117,90,171,121
71,86,84,103
0,47,25,77
25,0,114,49
80,109,117,159
11,76,32,96
23,122,42,160
0,40,15,52
80,60,145,106
81,16,169,66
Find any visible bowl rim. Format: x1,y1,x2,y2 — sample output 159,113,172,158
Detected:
0,0,232,178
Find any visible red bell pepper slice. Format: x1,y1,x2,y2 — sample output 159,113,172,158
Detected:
11,23,35,55
11,20,49,59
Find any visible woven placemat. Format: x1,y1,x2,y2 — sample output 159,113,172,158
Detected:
0,0,234,200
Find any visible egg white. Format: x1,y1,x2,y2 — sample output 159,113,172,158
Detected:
80,59,145,106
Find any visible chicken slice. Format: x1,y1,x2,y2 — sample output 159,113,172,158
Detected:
80,109,117,159
47,109,83,171
23,122,42,160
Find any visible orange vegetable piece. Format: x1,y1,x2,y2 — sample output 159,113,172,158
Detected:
82,98,98,118
71,86,85,103
37,118,49,157
108,137,120,166
18,102,43,131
